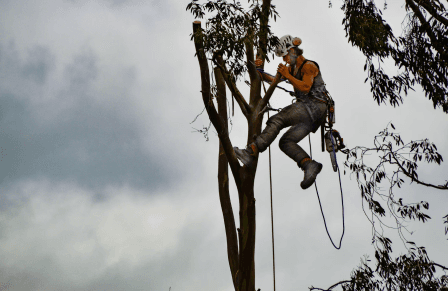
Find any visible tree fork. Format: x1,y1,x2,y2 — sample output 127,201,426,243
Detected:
193,20,258,291
192,21,242,184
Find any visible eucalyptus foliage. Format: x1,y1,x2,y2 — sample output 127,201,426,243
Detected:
341,0,448,112
187,0,280,80
311,123,448,290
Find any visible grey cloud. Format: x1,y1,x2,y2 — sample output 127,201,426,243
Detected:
65,49,98,91
64,0,163,10
0,179,222,291
21,45,55,85
0,42,181,197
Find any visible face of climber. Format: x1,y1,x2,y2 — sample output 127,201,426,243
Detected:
283,48,298,65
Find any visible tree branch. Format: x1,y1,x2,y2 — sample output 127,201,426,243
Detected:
391,155,448,190
309,280,352,291
258,73,282,112
432,262,448,270
245,29,258,84
213,55,251,117
246,40,262,106
193,21,242,179
215,66,239,289
258,0,272,69
415,0,448,26
406,0,448,61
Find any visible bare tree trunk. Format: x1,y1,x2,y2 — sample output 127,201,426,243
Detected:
215,65,239,289
237,170,257,291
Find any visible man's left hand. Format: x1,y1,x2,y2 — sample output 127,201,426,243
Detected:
277,64,291,79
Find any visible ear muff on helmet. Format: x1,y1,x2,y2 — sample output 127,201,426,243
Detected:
274,35,302,57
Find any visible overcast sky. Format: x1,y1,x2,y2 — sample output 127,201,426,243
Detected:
0,0,447,290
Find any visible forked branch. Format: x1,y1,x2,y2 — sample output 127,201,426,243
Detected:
193,21,242,179
212,55,251,117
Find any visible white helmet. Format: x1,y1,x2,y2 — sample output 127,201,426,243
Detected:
274,35,302,57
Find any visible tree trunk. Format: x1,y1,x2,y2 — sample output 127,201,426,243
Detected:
236,169,257,291
193,14,278,290
215,66,239,289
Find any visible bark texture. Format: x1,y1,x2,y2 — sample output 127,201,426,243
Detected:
215,65,239,289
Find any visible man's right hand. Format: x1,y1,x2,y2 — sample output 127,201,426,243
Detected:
255,58,263,68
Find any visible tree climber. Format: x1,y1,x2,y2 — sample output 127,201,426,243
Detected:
234,35,330,189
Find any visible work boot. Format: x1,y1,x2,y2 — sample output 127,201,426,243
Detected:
234,143,258,167
300,158,323,189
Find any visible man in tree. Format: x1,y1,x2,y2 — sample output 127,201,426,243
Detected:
234,35,330,189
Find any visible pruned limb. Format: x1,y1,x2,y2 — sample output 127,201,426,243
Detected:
391,155,448,190
215,66,239,289
309,280,352,291
258,73,282,112
193,21,242,180
213,55,251,117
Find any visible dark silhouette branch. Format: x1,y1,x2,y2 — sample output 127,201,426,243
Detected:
309,280,352,291
391,154,448,190
258,0,272,69
415,0,448,26
193,21,242,180
432,262,448,270
405,0,448,61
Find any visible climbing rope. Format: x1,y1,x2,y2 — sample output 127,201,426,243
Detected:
308,131,345,249
267,111,276,291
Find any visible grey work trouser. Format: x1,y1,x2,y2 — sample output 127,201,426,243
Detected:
255,100,327,166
